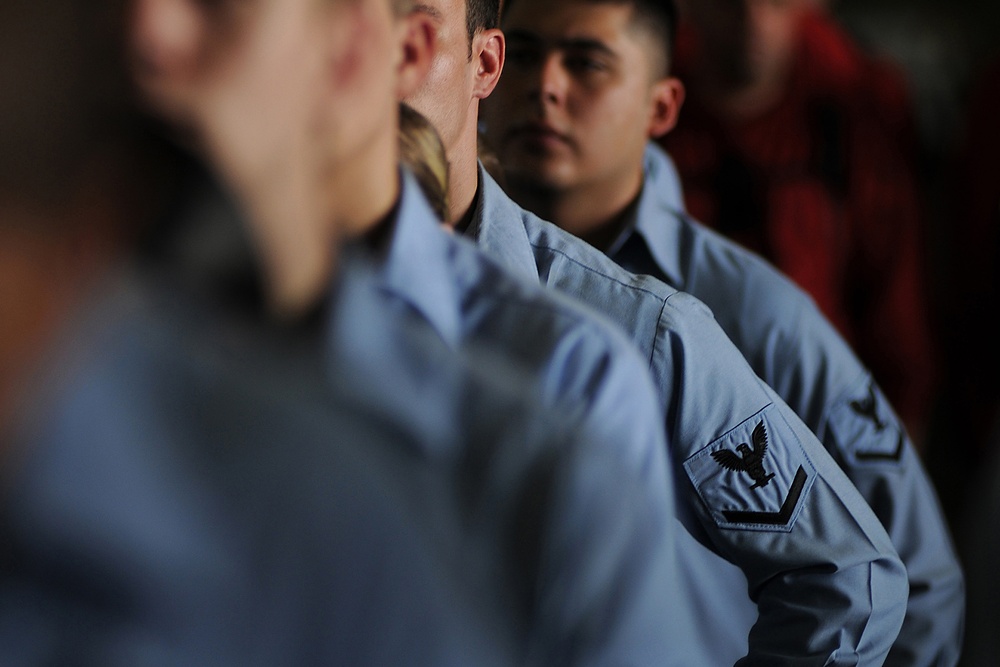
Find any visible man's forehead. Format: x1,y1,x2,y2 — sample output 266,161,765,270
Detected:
413,1,444,19
413,0,462,21
503,1,638,44
505,29,619,58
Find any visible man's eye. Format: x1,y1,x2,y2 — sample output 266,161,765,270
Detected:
564,55,605,73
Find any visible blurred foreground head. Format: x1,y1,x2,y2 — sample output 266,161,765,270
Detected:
129,0,434,315
1,0,435,432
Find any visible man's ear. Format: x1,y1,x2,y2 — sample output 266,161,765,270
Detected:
647,76,685,138
129,0,210,109
397,12,436,100
472,28,505,100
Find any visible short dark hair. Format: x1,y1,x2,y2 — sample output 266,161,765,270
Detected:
466,0,501,41
499,0,678,75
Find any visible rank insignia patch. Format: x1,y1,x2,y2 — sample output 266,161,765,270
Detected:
830,374,908,466
684,408,817,532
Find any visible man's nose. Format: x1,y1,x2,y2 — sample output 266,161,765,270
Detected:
530,53,569,106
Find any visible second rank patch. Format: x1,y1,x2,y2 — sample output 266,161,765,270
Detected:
684,407,818,532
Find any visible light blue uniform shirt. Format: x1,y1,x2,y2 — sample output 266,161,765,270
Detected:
471,163,910,664
332,250,685,667
606,143,964,666
0,176,682,666
357,171,697,664
0,263,509,667
374,172,674,486
646,146,686,213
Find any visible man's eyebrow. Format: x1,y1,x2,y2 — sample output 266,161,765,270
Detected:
413,3,445,20
505,31,617,58
556,37,616,58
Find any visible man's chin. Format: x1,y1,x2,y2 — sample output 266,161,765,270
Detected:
502,153,573,190
505,166,570,194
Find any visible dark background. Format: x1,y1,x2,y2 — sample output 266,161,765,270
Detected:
836,0,999,158
828,5,998,662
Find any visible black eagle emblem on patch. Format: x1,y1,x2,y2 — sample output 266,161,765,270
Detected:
849,382,906,462
711,421,776,489
850,384,888,431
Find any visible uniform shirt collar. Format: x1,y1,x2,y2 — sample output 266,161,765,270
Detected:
607,143,688,287
377,168,464,348
466,163,544,284
326,249,462,454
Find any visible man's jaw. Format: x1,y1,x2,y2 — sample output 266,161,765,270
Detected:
502,119,575,156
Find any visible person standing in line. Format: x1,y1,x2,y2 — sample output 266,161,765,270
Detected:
0,0,686,664
469,0,959,662
399,0,916,661
660,0,938,451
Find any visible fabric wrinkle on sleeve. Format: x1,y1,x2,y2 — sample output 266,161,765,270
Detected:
825,372,965,666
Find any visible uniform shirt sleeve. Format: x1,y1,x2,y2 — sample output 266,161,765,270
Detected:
621,148,965,664
507,404,684,667
653,291,908,665
733,260,964,666
534,301,678,479
682,233,964,665
459,288,695,663
819,369,965,666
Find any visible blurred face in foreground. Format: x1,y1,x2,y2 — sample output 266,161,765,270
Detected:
481,0,681,240
130,0,432,313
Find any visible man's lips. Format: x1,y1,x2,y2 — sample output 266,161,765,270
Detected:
505,122,573,151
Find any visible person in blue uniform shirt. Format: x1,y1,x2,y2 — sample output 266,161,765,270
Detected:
399,0,915,663
0,0,685,663
134,1,691,660
475,0,964,663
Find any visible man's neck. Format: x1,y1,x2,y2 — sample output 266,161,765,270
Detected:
259,139,400,319
444,118,482,228
330,139,401,240
507,166,643,252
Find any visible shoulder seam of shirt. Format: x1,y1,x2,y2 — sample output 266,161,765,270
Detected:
648,297,672,370
485,283,627,348
527,240,674,304
527,239,691,371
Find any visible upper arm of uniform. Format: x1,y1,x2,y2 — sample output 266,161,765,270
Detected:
523,407,683,666
547,308,672,482
649,291,908,658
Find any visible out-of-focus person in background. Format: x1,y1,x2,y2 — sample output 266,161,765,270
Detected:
661,0,938,452
478,0,961,661
0,0,687,664
402,0,916,658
